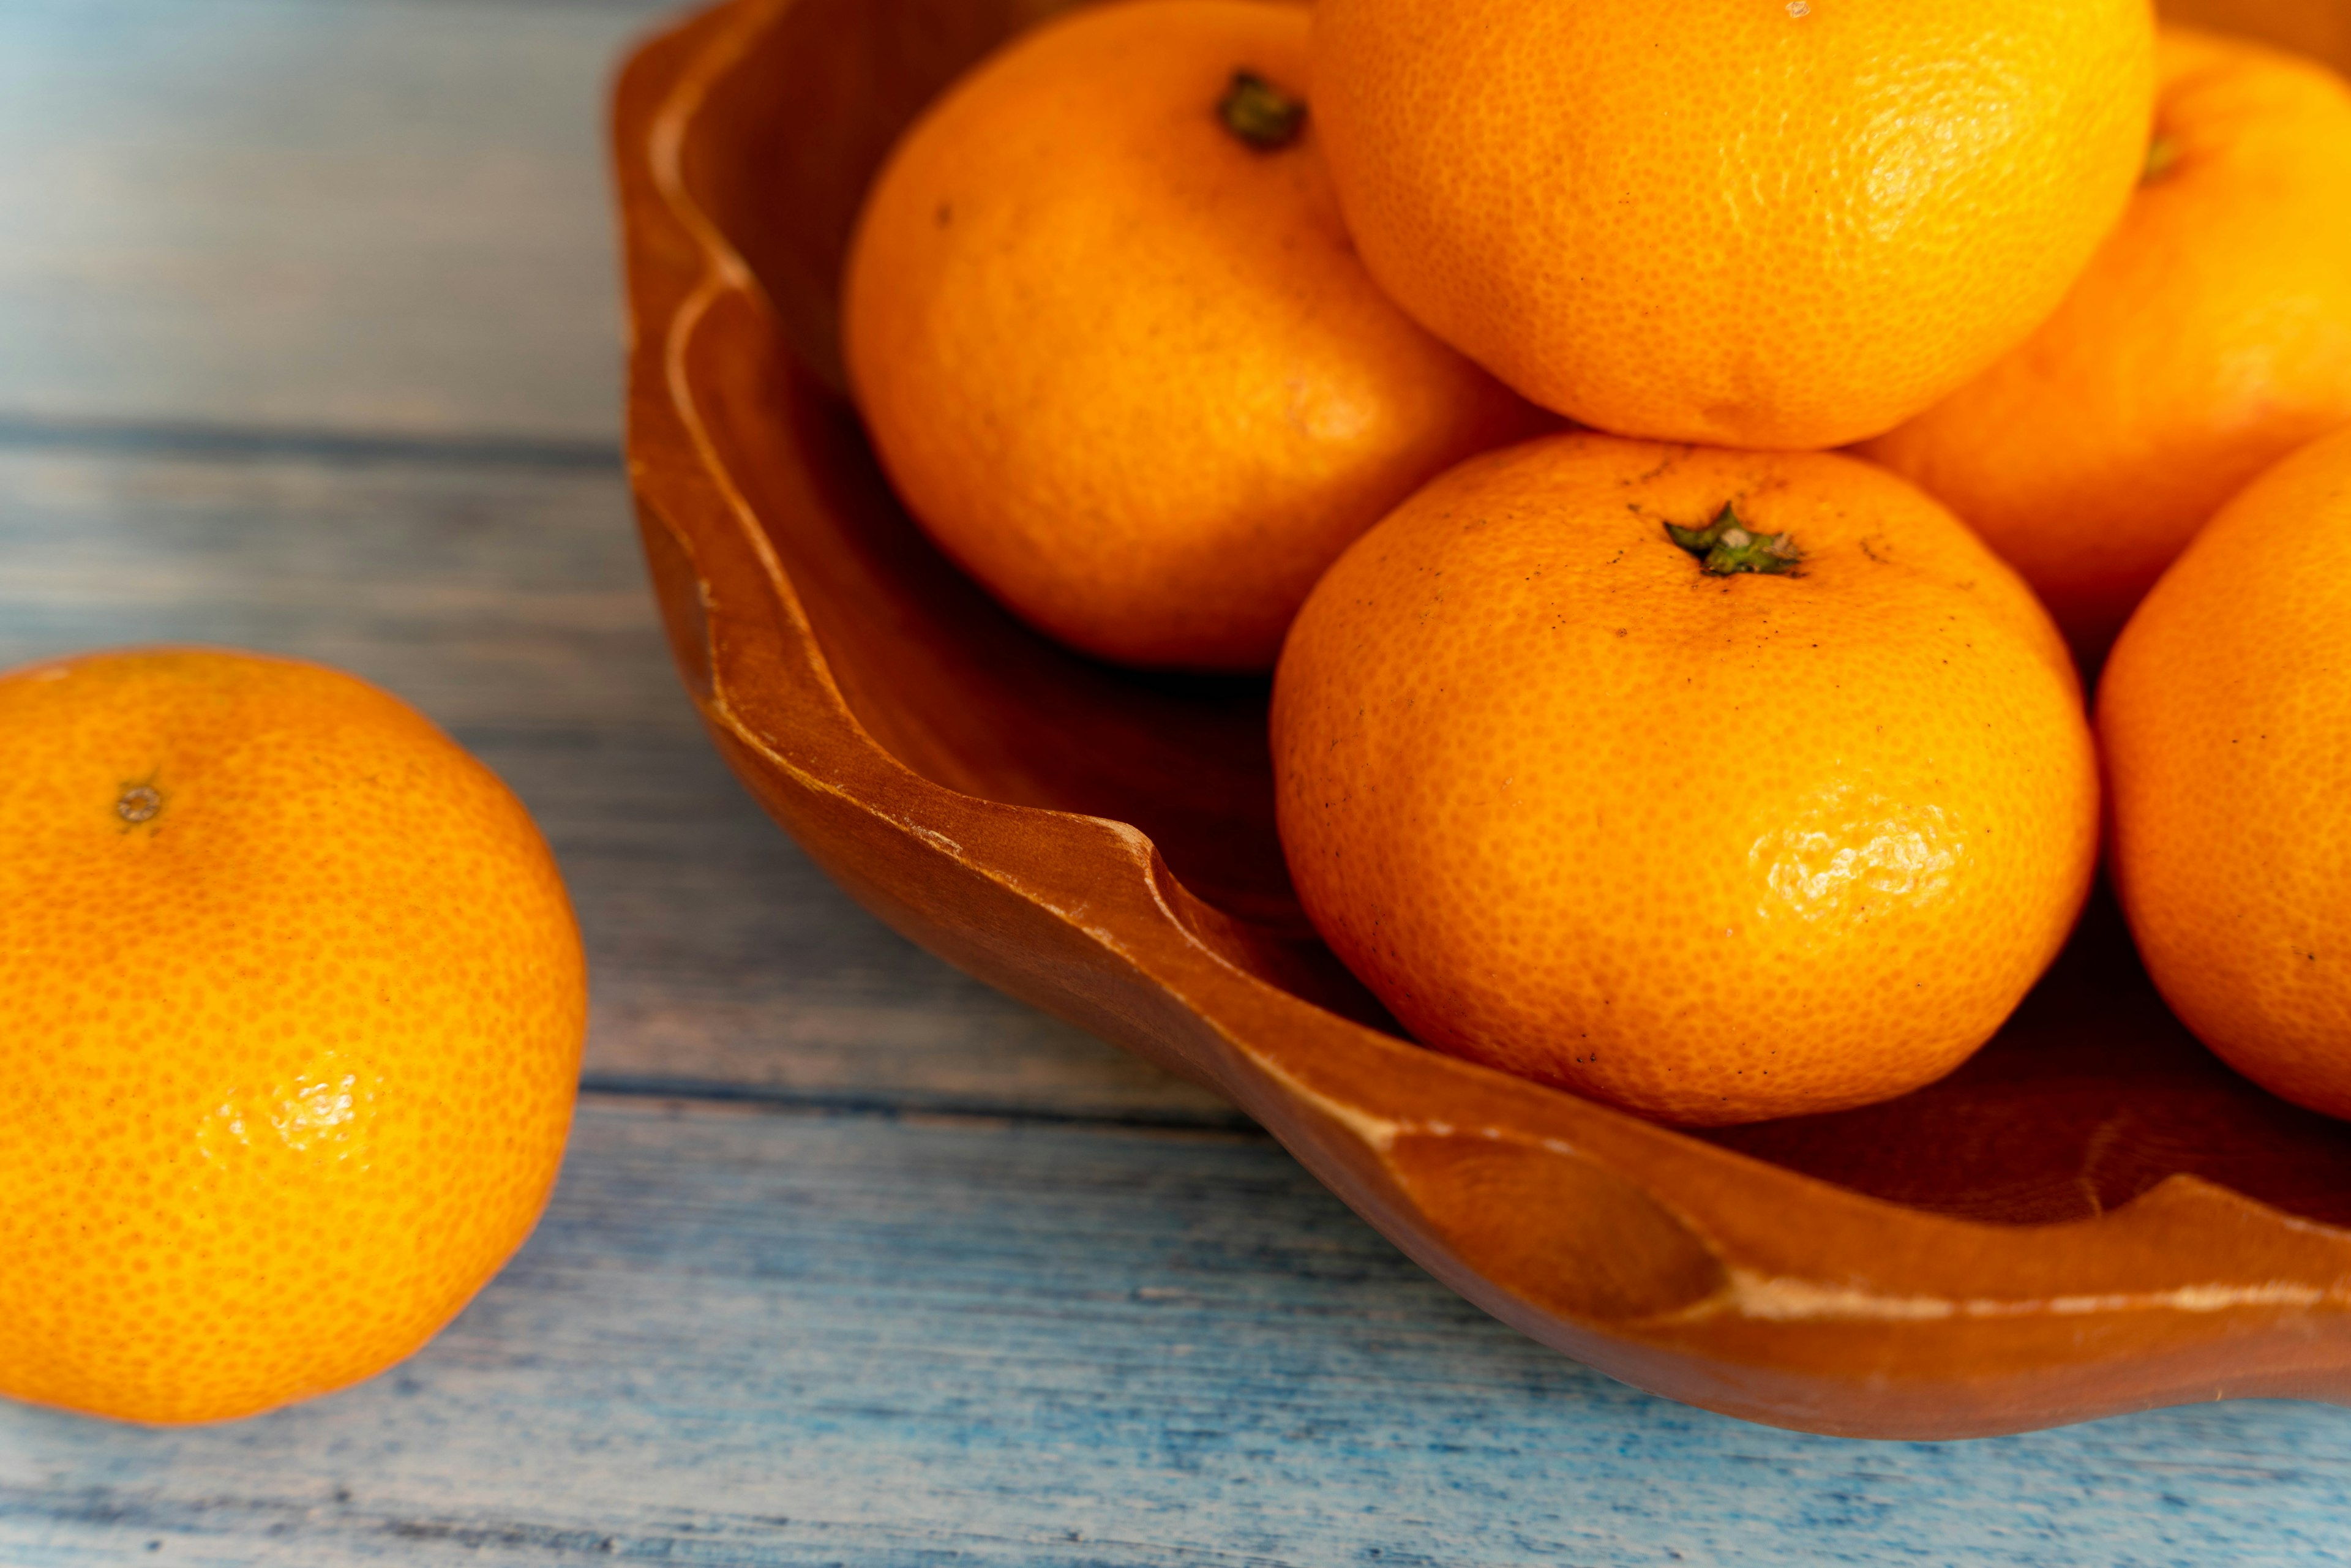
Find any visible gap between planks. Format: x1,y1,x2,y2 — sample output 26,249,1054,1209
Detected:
577,1075,1265,1138
0,411,620,470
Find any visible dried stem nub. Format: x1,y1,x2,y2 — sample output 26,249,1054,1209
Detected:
1667,503,1802,576
1219,71,1306,151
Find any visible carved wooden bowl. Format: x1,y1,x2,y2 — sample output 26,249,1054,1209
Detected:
614,0,2351,1437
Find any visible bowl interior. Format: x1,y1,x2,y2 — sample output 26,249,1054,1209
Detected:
673,0,2351,1229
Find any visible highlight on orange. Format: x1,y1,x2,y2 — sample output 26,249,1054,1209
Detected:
0,648,587,1424
1864,24,2351,664
842,0,1545,673
1272,435,2099,1127
1308,0,2156,448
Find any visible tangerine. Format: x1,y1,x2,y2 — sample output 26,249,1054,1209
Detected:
1272,436,2099,1125
842,0,1542,672
1861,24,2351,665
1307,0,2156,449
0,648,586,1423
2100,426,2351,1119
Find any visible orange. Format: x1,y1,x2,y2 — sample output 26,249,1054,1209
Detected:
842,0,1543,672
1307,0,2156,449
2099,426,2351,1120
1862,25,2351,666
0,648,586,1424
1272,435,2099,1125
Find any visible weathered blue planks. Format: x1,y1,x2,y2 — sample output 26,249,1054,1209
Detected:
8,1099,2351,1566
9,0,2351,1561
0,443,1237,1127
0,0,672,443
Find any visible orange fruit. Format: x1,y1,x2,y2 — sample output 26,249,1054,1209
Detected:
0,648,586,1424
2099,426,2351,1120
1272,435,2099,1125
842,0,1543,672
1861,24,2351,666
1307,0,2156,449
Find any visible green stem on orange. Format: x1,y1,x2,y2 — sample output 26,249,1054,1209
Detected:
2143,133,2181,184
1666,502,1802,576
1218,71,1306,151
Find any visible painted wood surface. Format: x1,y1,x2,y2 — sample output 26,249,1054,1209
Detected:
0,0,669,443
4,0,2351,1561
0,442,1236,1128
12,1097,2351,1567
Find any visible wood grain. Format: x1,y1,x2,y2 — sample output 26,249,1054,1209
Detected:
0,442,1237,1127
0,0,672,443
9,1097,2351,1567
5,0,2351,1555
618,0,2351,1438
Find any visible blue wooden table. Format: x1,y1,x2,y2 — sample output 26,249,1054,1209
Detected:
7,2,2351,1562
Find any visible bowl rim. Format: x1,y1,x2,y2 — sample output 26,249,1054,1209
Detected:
612,0,2351,1438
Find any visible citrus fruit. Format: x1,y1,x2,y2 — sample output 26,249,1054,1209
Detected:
1307,0,2156,449
2100,426,2351,1119
842,0,1543,672
1862,25,2351,666
1272,435,2099,1126
0,648,587,1424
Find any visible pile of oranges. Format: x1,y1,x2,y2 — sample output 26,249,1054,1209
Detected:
846,1,2351,1125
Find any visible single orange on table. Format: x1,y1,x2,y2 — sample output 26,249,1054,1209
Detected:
0,648,587,1424
2101,426,2351,1120
1307,0,2155,449
1273,435,2100,1126
842,0,1543,672
1863,24,2351,665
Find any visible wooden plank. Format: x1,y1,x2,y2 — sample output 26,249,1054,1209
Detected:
0,0,671,443
7,1096,2351,1566
0,441,1238,1125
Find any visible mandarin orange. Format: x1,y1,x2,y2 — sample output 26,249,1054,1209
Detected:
2100,427,2351,1119
0,648,586,1424
1272,436,2099,1125
1861,24,2351,665
842,0,1543,672
1307,0,2156,449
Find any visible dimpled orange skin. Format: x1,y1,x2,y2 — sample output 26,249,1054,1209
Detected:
1861,26,2351,666
1272,435,2100,1126
2100,427,2351,1120
1307,0,2156,450
842,0,1544,672
0,649,586,1424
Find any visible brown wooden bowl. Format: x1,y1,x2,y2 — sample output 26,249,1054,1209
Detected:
613,0,2351,1438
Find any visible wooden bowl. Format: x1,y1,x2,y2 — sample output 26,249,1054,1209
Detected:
613,0,2351,1438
